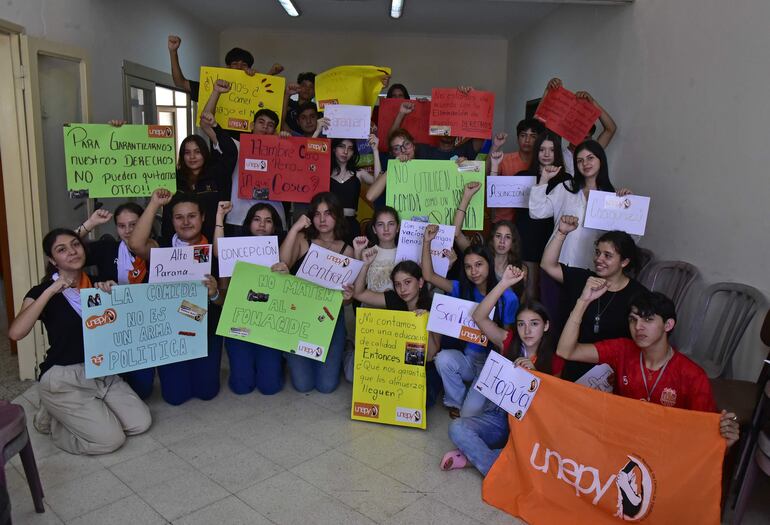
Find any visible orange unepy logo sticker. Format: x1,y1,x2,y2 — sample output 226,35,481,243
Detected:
85,308,117,329
317,99,338,110
353,402,380,419
147,125,174,138
459,326,488,346
307,139,328,153
227,118,251,130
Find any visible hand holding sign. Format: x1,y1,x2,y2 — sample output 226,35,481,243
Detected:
583,190,650,235
474,350,540,420
535,86,601,146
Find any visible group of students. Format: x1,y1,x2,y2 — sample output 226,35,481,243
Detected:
9,36,739,496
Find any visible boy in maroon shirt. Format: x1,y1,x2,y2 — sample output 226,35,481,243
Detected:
556,278,740,447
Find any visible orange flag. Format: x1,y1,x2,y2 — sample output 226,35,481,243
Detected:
482,372,725,524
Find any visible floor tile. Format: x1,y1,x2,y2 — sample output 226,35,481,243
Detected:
16,451,105,489
229,416,332,469
109,448,195,492
432,468,520,524
5,467,64,524
65,494,166,525
145,410,211,446
136,470,230,521
335,429,414,470
173,495,272,525
198,449,284,493
383,495,484,525
96,433,163,467
166,430,250,469
44,468,132,521
379,446,455,492
291,410,374,448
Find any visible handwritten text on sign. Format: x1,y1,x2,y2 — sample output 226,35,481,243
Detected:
148,245,212,283
486,176,537,208
197,67,286,131
323,104,372,139
534,86,601,146
429,88,495,140
63,124,176,198
474,350,540,420
238,135,331,203
386,160,485,230
295,243,364,291
216,236,279,277
584,190,650,236
81,281,208,378
394,220,455,278
352,308,428,429
426,294,494,347
376,98,438,152
216,262,342,362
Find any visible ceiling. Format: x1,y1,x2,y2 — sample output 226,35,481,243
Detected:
171,0,631,38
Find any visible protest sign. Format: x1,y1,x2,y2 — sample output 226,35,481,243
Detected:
394,220,455,278
576,363,614,393
534,86,601,146
376,98,438,152
351,308,428,429
80,281,208,378
315,65,392,110
584,190,650,236
216,262,342,362
197,67,285,131
216,236,279,277
473,350,540,420
63,123,176,198
148,245,212,283
483,372,725,524
238,134,331,203
323,104,372,139
386,160,485,230
294,243,365,291
427,294,494,347
428,88,495,139
486,176,537,208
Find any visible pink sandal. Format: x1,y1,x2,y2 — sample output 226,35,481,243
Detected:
441,449,469,471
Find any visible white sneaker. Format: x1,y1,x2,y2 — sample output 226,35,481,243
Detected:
33,404,51,434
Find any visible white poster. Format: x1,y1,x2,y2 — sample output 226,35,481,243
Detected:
216,236,280,277
575,363,615,393
486,175,537,208
323,104,372,139
473,350,541,421
394,220,456,278
294,242,365,290
149,245,212,283
426,294,494,347
584,190,650,236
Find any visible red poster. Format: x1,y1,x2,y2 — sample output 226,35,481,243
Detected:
534,86,602,146
376,98,438,152
238,135,331,203
428,88,495,139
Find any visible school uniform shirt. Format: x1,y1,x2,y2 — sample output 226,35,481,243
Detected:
495,152,531,223
86,239,147,284
595,338,717,412
449,280,519,354
366,247,397,294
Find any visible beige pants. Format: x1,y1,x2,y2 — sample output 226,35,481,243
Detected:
38,364,151,455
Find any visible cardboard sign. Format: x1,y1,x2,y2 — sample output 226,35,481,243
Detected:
575,363,615,393
483,372,726,524
376,98,439,152
486,176,537,208
216,262,342,362
534,86,602,146
80,281,208,378
294,243,364,291
473,350,540,420
426,294,494,347
238,134,331,203
584,190,650,236
428,88,495,139
63,123,176,198
323,104,372,139
394,220,455,278
386,160,485,230
216,236,280,277
315,65,392,110
148,245,212,283
351,308,428,429
197,67,286,131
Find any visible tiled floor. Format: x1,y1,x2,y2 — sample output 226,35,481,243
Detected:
6,378,524,524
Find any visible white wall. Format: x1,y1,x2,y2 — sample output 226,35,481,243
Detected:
505,0,770,379
220,28,509,130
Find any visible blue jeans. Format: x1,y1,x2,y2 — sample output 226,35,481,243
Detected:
434,347,487,415
226,338,284,395
121,368,155,400
158,333,223,405
448,406,509,475
286,308,345,393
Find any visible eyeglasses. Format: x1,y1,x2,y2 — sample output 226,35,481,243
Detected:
391,141,414,153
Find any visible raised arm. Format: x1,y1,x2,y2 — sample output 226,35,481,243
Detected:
366,169,387,202
282,83,300,132
76,208,113,238
555,276,608,362
540,215,577,284
213,201,232,255
203,80,229,123
168,35,191,92
453,182,480,252
575,90,617,148
388,102,413,136
352,247,387,307
280,214,310,268
486,133,507,175
127,188,168,260
473,265,525,350
421,224,454,293
528,166,564,219
8,280,71,341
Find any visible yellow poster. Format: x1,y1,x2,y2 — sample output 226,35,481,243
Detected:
351,308,427,429
315,65,392,111
197,66,286,132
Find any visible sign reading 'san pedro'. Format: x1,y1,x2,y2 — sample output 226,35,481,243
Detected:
216,261,342,362
63,123,176,198
80,281,208,378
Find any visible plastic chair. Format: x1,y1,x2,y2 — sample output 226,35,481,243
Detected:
638,260,699,312
681,282,767,378
0,402,44,513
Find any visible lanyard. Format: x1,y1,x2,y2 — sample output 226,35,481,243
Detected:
639,349,672,402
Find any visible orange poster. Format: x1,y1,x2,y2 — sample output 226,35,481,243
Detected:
483,373,725,525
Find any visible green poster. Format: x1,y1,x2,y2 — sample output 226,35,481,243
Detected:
385,160,485,230
216,261,343,362
63,123,177,198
